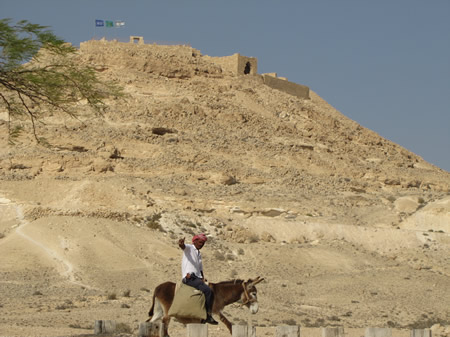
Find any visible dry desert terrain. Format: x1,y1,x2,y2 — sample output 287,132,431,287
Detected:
0,39,449,337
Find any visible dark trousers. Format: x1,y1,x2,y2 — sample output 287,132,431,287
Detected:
183,275,214,314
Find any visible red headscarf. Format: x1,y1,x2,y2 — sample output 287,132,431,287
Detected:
192,233,207,243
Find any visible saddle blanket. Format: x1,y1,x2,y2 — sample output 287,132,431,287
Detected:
168,282,207,320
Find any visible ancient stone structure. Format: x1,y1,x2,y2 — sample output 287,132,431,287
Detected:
130,36,145,44
80,37,309,99
205,53,258,76
262,73,310,99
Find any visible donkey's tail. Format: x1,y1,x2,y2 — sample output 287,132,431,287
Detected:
146,292,156,321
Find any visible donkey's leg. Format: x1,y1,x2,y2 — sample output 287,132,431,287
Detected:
162,315,171,337
160,300,173,337
219,312,233,334
149,298,164,323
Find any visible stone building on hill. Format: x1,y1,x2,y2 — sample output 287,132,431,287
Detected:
80,37,309,98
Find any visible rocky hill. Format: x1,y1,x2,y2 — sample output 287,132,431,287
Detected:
0,39,449,337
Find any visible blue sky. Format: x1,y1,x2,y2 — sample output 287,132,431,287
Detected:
2,0,449,171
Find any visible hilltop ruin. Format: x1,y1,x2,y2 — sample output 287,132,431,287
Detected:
80,37,310,98
0,36,449,337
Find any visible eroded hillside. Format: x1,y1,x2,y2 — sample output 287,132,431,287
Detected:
0,39,449,337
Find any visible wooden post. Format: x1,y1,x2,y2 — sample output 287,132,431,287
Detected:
276,325,300,337
94,320,116,334
94,320,102,334
232,324,256,337
365,327,392,337
410,329,432,337
322,327,345,337
187,323,208,337
138,321,164,337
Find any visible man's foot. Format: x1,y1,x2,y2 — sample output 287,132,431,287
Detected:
205,314,219,325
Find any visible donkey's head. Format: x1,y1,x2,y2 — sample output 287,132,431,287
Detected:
241,276,264,314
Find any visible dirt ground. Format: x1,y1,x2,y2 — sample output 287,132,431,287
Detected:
0,39,449,337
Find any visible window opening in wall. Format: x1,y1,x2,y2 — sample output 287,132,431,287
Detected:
244,62,251,75
132,38,140,44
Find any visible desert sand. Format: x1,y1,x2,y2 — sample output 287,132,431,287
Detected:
0,39,449,337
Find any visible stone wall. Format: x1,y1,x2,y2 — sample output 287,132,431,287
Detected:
262,74,310,99
79,38,309,99
205,53,257,76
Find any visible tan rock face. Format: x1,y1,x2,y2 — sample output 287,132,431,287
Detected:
394,196,421,213
401,196,450,232
0,40,449,336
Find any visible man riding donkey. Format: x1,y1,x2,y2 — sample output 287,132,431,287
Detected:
178,233,219,325
147,233,264,335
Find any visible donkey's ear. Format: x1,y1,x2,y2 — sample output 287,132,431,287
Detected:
247,276,264,289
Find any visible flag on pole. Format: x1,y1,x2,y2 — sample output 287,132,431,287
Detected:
95,19,125,28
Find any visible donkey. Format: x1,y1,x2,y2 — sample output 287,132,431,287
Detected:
147,276,264,336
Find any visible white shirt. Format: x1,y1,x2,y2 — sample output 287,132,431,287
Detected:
181,244,203,279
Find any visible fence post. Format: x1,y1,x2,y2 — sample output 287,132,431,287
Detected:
94,320,116,334
249,325,257,337
365,327,392,337
276,325,300,337
138,321,164,337
322,327,344,337
232,324,256,337
410,329,432,337
187,323,208,337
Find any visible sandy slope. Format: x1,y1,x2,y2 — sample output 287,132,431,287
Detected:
0,40,449,337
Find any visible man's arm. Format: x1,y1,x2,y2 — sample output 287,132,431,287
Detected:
179,238,192,279
178,237,186,250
